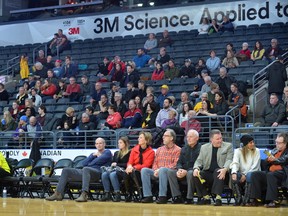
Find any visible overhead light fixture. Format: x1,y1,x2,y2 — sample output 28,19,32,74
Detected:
149,1,155,6
137,3,143,7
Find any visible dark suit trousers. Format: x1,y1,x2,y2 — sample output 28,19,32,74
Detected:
250,171,266,200
194,168,228,197
266,170,285,201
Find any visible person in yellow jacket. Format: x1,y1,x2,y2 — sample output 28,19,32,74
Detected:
20,55,29,80
0,153,11,177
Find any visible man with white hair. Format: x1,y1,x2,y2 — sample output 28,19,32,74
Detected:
33,62,48,80
264,38,284,63
167,129,201,204
215,67,236,99
113,92,127,117
191,76,215,103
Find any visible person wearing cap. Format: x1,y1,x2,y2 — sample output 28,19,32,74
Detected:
53,59,64,78
156,84,173,109
249,132,288,208
9,115,28,148
178,59,196,79
266,55,287,101
230,134,261,206
206,50,221,74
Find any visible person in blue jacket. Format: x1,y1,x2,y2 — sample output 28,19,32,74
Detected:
46,137,112,202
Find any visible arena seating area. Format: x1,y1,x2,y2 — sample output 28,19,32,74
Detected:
0,18,288,150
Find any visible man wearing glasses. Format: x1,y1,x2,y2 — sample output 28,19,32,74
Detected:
141,129,181,204
249,132,288,207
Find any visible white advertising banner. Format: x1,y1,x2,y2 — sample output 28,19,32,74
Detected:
0,0,287,46
1,149,118,162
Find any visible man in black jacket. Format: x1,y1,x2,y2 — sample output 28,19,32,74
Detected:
266,56,287,101
260,93,286,127
249,132,288,207
167,129,201,204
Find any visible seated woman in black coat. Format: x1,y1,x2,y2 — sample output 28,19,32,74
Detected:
141,102,157,129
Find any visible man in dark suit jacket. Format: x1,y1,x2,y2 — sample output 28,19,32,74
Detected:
193,129,233,206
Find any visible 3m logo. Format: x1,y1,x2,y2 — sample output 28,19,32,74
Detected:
68,27,80,35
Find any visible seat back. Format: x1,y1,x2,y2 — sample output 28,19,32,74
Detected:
30,158,54,177
53,158,73,170
14,158,34,177
73,159,85,169
73,155,87,164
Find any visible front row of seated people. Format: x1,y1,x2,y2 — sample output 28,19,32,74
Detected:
45,129,288,207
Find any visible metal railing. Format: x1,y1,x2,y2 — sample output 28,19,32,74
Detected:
54,129,117,149
234,126,288,149
0,115,235,150
252,51,288,123
0,55,20,77
0,131,55,149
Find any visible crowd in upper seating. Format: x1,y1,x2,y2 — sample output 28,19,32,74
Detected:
0,17,287,148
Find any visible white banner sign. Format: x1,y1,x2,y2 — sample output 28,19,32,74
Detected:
1,149,118,162
0,0,287,45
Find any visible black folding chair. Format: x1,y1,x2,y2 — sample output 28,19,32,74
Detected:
0,158,34,198
21,158,54,198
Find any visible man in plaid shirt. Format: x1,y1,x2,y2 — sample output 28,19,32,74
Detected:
141,128,181,204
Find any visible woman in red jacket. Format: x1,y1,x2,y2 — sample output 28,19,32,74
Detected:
123,131,155,202
151,62,164,81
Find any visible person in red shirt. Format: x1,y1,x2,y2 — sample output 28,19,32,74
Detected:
63,76,81,102
40,79,57,101
236,42,251,62
151,62,164,81
104,105,122,129
108,56,126,73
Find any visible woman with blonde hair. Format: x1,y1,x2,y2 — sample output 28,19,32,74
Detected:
1,111,18,147
230,134,261,205
56,107,78,130
100,136,131,202
0,111,17,131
